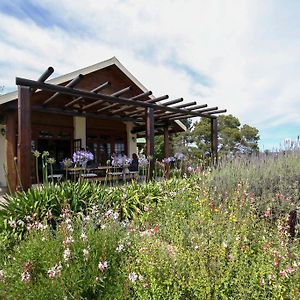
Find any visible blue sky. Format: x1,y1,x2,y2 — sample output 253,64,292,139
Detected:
0,0,299,150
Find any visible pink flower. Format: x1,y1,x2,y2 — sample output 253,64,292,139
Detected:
21,271,30,283
48,263,62,279
98,261,108,272
264,208,272,218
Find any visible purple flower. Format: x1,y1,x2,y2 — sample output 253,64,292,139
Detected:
72,150,94,164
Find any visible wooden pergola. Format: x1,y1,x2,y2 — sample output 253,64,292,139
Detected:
11,66,226,190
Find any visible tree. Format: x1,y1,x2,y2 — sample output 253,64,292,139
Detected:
190,114,259,157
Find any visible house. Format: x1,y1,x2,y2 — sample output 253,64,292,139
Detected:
0,57,225,191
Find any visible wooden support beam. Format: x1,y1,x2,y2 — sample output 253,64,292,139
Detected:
161,106,219,120
163,127,170,158
112,91,153,114
31,67,54,93
204,109,227,115
16,77,215,119
17,86,32,191
211,117,218,165
6,111,17,191
146,108,155,180
43,74,84,105
84,86,132,111
126,95,170,117
65,81,111,108
155,101,197,118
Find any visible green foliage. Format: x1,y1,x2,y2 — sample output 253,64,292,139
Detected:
172,114,260,160
1,153,300,298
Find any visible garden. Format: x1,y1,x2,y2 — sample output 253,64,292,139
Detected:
0,150,300,299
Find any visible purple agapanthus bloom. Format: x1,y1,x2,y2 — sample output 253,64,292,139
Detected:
72,150,94,164
162,156,176,164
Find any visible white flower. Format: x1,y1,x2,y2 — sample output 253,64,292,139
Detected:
113,212,119,220
81,232,88,242
128,272,138,282
17,220,25,226
83,249,89,261
48,263,62,279
64,248,71,261
101,224,106,230
116,244,124,252
21,271,30,283
8,220,17,229
98,261,108,272
0,270,5,282
83,215,90,222
63,236,74,246
105,209,114,218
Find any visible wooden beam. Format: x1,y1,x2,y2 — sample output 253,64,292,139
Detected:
64,81,111,108
111,91,153,114
163,127,170,158
32,67,54,93
146,107,155,180
211,117,218,165
43,74,84,105
16,77,215,119
17,86,32,191
160,106,219,120
155,101,197,118
6,111,17,191
204,109,227,115
84,86,132,111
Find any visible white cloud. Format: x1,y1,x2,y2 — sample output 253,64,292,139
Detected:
0,0,299,149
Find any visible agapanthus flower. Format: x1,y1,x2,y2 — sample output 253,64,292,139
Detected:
61,158,73,169
98,261,108,272
72,150,94,164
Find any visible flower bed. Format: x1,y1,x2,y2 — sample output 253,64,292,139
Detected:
0,152,300,298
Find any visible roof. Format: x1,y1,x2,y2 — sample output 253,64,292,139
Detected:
0,56,186,131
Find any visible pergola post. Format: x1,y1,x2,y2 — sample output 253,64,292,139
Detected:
163,126,170,179
210,117,218,165
6,111,17,192
145,107,154,180
17,86,32,191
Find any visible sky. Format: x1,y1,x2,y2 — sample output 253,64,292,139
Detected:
0,0,299,150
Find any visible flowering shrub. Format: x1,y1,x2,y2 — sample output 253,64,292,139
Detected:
1,152,300,298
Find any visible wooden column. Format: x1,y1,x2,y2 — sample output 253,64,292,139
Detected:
210,117,218,165
6,111,17,191
146,107,154,180
163,126,170,179
163,127,170,158
17,86,32,191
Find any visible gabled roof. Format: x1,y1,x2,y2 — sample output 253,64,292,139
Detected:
0,56,186,130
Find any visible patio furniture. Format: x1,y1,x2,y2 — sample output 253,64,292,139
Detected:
47,174,63,182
